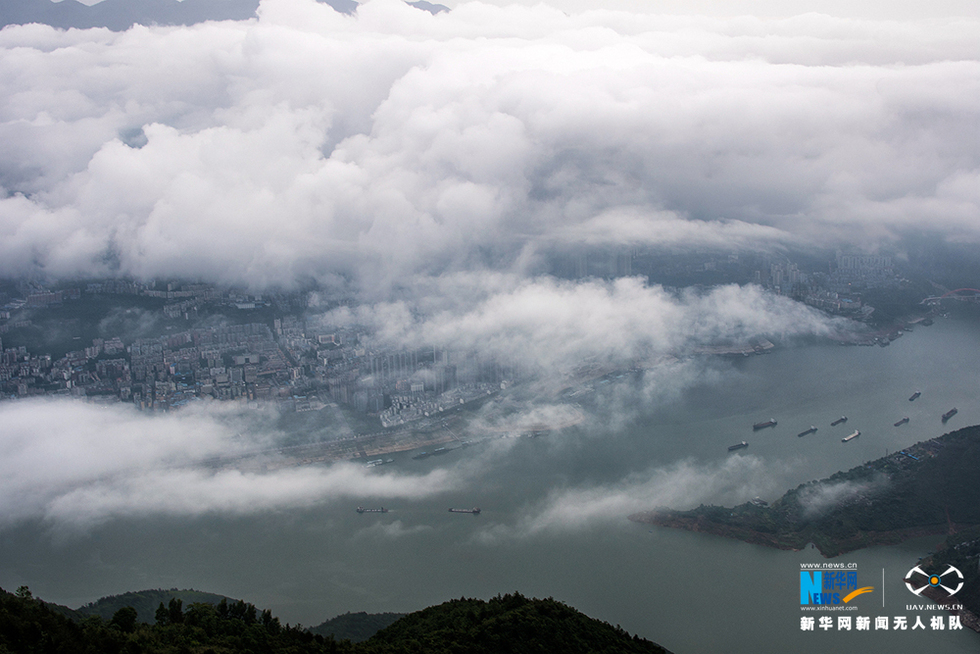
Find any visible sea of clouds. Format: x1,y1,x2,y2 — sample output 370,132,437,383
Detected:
1,0,977,530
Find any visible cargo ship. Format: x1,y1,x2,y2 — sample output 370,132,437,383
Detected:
728,441,749,451
942,408,958,423
449,507,481,514
412,451,432,460
842,430,860,442
894,417,909,427
356,507,388,514
797,426,817,437
753,419,777,430
909,391,921,401
831,416,848,426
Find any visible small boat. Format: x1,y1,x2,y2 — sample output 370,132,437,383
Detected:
797,426,817,437
831,416,848,426
894,417,909,427
942,408,958,423
909,391,921,401
842,430,860,442
753,419,777,430
728,441,749,451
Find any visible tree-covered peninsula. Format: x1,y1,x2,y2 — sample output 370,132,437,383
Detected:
631,425,980,558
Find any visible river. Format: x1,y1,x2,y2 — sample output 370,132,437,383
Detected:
2,314,979,652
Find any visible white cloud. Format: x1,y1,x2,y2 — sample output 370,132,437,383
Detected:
0,2,976,288
0,399,457,530
323,275,842,375
799,476,888,518
473,454,777,542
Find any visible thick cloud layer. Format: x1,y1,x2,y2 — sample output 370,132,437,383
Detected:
1,1,978,288
324,274,840,375
0,399,456,529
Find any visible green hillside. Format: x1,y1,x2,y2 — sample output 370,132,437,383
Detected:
309,611,405,642
0,587,672,654
77,588,233,624
361,593,671,654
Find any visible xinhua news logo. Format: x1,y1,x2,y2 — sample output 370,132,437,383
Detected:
800,565,874,606
905,565,964,597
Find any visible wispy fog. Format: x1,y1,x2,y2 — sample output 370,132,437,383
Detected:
474,454,780,542
0,399,457,530
799,475,889,518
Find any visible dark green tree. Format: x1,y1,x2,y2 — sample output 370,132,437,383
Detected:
168,597,184,625
110,606,139,633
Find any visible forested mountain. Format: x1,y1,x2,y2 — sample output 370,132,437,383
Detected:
77,589,234,624
0,586,673,654
309,611,405,643
362,593,672,654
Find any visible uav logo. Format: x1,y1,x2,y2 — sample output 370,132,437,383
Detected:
905,565,964,597
800,570,874,605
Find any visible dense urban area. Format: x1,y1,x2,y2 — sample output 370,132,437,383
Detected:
0,249,950,427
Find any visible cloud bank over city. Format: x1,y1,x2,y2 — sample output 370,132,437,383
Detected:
322,275,842,375
0,0,977,291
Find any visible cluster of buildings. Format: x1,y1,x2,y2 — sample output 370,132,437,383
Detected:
828,252,897,292
311,328,513,426
0,324,297,411
0,288,514,427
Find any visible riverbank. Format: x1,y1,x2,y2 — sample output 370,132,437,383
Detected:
629,425,980,558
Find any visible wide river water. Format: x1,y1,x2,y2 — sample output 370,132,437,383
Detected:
3,314,980,652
